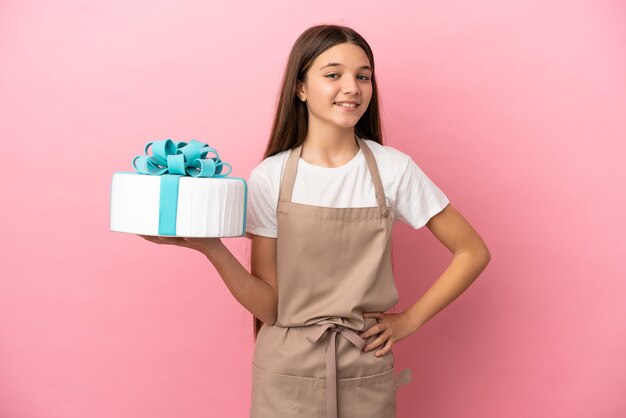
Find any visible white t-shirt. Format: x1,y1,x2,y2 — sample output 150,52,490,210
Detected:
245,138,450,238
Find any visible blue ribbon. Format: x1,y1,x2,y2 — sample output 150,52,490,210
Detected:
132,138,232,178
131,139,246,236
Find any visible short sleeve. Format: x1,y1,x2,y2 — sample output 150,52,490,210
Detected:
394,157,450,229
245,168,278,238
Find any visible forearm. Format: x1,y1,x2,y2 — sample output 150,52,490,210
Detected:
201,241,277,324
404,250,490,332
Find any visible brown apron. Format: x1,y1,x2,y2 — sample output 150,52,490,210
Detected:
250,137,412,418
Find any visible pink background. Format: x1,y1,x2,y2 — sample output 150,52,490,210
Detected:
1,0,625,417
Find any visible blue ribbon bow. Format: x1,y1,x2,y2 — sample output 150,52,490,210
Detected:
132,139,232,178
130,139,245,236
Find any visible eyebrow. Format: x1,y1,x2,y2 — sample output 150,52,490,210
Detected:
319,62,372,71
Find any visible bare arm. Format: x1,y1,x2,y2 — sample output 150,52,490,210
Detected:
202,234,278,325
404,203,492,331
140,232,278,324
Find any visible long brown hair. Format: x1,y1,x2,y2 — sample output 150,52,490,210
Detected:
253,24,387,342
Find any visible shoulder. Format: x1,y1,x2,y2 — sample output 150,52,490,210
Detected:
362,138,412,174
250,149,291,184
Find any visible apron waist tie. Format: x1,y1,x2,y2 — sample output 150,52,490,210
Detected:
304,323,366,418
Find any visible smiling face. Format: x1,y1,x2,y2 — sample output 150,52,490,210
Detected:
297,42,373,130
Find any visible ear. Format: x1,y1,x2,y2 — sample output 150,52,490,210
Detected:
295,82,305,101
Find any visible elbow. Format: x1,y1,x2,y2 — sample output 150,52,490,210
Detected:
266,308,277,326
258,300,278,326
458,244,491,267
478,245,491,268
482,246,492,263
267,296,278,326
266,315,277,326
473,235,492,266
260,314,277,326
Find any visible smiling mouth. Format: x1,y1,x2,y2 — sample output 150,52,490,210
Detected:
334,102,360,109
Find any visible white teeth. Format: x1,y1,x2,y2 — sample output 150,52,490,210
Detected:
335,102,358,108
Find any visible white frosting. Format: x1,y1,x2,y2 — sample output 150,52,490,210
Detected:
110,173,247,237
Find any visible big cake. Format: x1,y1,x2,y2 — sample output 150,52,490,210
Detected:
110,139,247,238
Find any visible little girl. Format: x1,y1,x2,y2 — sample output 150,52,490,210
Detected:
141,24,490,418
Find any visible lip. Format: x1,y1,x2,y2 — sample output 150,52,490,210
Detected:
334,102,360,112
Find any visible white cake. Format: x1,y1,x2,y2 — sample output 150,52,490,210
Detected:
110,138,247,238
110,172,247,237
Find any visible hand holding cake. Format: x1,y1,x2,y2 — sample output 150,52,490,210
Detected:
136,234,224,256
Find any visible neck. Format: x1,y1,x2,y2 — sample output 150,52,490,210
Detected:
301,126,359,168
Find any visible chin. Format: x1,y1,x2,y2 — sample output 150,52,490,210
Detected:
340,117,362,126
332,122,359,129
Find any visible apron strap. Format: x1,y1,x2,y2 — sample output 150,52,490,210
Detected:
357,137,389,216
304,323,366,418
278,140,302,204
278,136,390,218
395,368,413,389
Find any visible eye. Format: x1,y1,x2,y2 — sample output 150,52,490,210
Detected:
325,73,371,80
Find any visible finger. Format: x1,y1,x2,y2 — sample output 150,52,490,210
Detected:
139,235,160,243
358,321,385,339
157,237,188,245
364,335,386,353
363,329,388,353
375,337,393,357
358,326,373,339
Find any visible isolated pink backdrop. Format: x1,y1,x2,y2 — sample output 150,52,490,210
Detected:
1,1,625,417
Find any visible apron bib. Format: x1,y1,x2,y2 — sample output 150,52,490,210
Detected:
250,136,412,418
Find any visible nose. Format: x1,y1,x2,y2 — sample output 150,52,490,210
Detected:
342,77,360,96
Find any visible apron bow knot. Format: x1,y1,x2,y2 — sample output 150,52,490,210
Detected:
304,323,366,418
